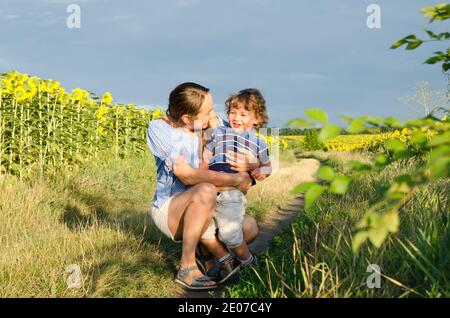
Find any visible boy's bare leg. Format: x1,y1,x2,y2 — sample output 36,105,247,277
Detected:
199,238,228,271
230,241,251,261
198,214,259,270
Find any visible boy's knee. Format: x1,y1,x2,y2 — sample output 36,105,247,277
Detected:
218,225,244,249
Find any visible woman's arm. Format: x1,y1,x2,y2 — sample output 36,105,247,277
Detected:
200,149,212,170
174,161,253,194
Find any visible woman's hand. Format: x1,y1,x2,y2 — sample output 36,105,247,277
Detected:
227,150,261,172
235,171,253,194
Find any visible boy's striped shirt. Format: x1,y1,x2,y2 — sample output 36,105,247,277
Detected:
205,126,270,174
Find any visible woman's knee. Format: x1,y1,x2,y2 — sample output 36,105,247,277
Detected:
243,215,259,244
191,183,217,205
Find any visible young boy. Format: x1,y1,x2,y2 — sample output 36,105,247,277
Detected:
200,88,272,282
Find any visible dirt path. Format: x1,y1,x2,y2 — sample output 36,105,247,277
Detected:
178,159,320,298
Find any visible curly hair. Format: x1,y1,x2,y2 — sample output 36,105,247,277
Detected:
225,88,268,128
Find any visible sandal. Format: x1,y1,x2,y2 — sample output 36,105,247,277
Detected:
175,265,218,291
195,244,215,274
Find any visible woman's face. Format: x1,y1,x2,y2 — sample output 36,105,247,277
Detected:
184,93,214,131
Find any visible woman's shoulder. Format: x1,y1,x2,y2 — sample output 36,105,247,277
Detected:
148,117,178,135
149,118,169,129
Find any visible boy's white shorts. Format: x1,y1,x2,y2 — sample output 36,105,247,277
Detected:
215,189,247,248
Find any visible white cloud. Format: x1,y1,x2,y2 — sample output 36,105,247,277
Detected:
4,14,20,20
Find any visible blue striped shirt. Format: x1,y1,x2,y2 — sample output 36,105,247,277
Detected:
146,119,201,208
205,127,270,174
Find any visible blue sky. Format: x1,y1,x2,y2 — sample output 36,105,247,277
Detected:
0,0,448,127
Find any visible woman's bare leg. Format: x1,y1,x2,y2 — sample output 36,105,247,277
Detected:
167,183,215,283
167,183,226,285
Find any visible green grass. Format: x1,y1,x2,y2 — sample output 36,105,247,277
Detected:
0,150,307,297
0,152,181,297
225,152,450,298
4,148,447,298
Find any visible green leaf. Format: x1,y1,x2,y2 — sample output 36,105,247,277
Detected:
290,181,316,195
316,166,335,182
429,145,450,164
384,139,407,153
329,175,352,195
368,227,388,248
429,157,450,179
424,55,444,65
352,231,369,253
318,125,341,143
339,115,354,124
348,160,372,172
374,154,390,167
304,109,329,124
410,131,428,146
390,35,416,49
428,131,450,147
406,119,427,127
425,30,438,39
305,184,326,209
380,211,400,233
406,39,423,50
287,118,314,128
348,118,366,133
384,117,402,127
443,63,450,72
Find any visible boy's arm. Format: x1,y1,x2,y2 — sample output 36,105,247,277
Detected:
227,149,261,172
250,161,272,181
250,138,271,181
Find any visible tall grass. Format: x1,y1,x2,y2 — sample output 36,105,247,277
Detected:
225,152,450,298
0,147,307,297
0,152,181,297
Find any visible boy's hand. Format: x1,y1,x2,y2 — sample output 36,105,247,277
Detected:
250,168,271,182
227,150,260,172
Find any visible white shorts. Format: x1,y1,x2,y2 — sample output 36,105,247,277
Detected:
150,196,217,243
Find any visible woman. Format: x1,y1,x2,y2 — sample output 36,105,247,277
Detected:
146,82,260,290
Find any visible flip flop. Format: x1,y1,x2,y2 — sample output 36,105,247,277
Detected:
175,265,218,291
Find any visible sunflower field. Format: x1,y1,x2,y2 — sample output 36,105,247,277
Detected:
264,128,437,153
0,71,162,179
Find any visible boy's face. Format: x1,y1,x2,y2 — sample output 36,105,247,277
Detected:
228,102,258,133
